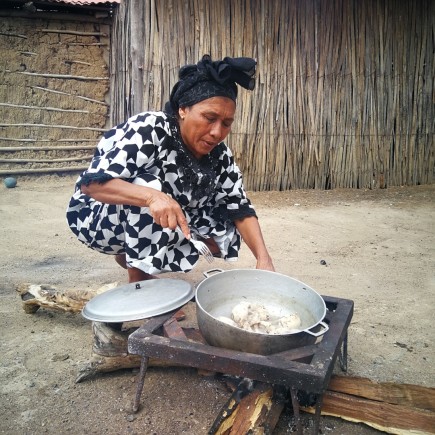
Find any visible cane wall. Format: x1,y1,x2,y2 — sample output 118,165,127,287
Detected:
110,0,434,190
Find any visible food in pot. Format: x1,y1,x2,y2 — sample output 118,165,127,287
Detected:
216,316,238,327
270,314,302,334
217,301,302,335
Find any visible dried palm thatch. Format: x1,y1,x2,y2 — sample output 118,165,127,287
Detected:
110,0,434,190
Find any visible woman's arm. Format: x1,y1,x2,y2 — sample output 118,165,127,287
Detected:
234,215,275,271
81,179,190,238
82,178,155,206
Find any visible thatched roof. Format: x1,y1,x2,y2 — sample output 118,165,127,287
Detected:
0,0,120,11
43,0,120,4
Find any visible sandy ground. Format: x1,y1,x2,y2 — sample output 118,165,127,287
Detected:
1,175,434,435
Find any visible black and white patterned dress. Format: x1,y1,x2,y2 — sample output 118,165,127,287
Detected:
66,111,256,275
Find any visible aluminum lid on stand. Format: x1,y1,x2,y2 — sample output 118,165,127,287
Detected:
82,279,194,323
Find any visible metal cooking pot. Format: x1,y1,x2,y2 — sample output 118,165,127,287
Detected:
195,269,328,355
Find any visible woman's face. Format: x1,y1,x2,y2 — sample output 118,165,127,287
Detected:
178,96,236,159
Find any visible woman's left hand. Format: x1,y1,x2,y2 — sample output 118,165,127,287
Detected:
256,254,275,272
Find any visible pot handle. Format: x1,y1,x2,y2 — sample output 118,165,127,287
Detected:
304,321,329,337
203,269,224,278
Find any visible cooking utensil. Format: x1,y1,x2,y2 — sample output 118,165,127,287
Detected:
189,233,214,263
195,269,328,355
82,278,194,323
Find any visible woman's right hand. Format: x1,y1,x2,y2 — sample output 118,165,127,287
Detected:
147,190,190,238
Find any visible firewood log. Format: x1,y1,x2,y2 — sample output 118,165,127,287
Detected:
76,320,185,383
16,282,118,313
302,375,435,435
208,378,287,435
327,375,435,412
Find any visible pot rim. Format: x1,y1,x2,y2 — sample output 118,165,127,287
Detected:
195,268,327,337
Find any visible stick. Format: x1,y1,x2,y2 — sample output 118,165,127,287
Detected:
0,166,89,175
64,60,92,66
0,156,92,163
67,43,108,47
0,32,26,38
30,87,109,106
0,141,96,147
0,123,105,132
8,71,108,81
39,29,108,37
0,103,89,113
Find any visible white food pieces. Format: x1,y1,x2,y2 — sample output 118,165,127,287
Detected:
216,316,237,327
226,301,302,335
269,314,302,334
231,300,251,324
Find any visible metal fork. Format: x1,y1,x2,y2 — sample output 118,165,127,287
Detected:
189,233,214,263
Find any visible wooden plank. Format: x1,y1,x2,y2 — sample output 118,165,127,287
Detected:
163,317,188,341
305,390,435,435
301,375,435,434
328,375,435,412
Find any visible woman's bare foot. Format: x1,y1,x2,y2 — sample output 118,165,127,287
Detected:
127,267,158,283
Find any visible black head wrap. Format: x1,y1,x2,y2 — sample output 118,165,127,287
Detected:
164,54,256,115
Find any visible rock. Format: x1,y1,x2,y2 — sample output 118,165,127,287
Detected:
51,353,70,362
4,177,17,188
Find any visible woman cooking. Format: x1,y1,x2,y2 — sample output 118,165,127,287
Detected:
66,55,275,283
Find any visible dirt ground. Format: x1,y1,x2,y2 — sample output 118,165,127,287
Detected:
1,175,434,435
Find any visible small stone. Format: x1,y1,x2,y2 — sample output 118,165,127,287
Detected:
51,353,69,362
4,177,17,188
126,414,136,422
320,259,327,265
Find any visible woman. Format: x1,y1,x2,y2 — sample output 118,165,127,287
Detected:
66,55,274,283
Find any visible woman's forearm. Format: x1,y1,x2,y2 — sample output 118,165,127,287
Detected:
81,179,153,207
234,216,275,271
81,179,190,236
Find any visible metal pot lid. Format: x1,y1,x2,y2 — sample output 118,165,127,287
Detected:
82,279,194,323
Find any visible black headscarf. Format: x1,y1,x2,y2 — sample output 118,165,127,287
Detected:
164,55,256,115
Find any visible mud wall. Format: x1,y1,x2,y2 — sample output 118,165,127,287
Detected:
0,13,111,175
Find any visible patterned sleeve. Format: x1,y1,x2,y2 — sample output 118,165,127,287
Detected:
78,112,164,186
213,144,257,221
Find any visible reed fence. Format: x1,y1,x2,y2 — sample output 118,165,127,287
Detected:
110,0,434,190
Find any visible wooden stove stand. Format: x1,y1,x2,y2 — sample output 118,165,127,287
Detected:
128,295,353,434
